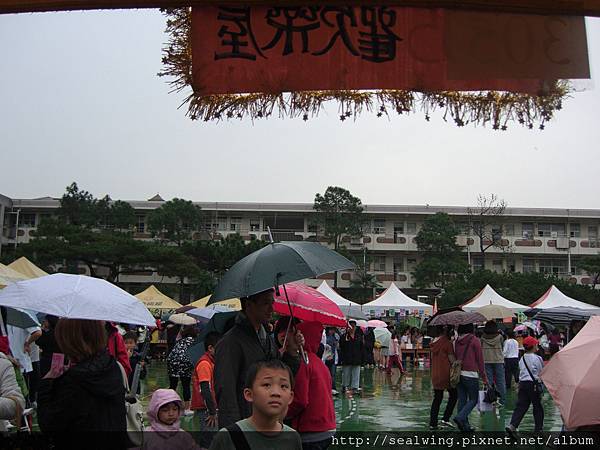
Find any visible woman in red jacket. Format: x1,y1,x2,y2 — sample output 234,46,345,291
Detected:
286,321,336,450
105,322,132,377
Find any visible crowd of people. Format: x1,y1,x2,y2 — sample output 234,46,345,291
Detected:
0,294,593,449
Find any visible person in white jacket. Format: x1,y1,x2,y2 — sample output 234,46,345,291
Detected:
0,354,26,432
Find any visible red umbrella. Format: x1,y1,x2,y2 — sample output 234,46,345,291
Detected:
274,282,347,327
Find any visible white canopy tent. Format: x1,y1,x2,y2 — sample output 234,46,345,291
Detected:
461,284,528,312
316,281,366,319
529,285,600,311
362,282,433,316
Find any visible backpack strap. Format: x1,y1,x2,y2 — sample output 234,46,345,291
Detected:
226,423,252,450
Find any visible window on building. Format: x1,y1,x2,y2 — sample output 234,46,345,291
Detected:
537,223,566,237
589,226,599,247
263,215,304,232
456,222,469,234
570,223,580,238
373,219,386,234
508,259,516,272
136,216,145,233
216,218,227,231
473,257,484,271
393,223,404,234
491,225,502,241
571,261,581,275
406,258,417,271
504,223,515,236
492,259,503,273
250,218,261,232
393,257,404,273
539,258,568,275
406,222,417,234
523,258,536,273
372,256,386,272
230,217,242,232
20,213,36,228
522,223,534,239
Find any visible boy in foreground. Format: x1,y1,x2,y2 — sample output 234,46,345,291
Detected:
209,360,302,450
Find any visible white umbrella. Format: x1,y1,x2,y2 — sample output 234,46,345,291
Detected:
374,328,392,348
168,313,197,326
187,305,231,322
0,274,155,326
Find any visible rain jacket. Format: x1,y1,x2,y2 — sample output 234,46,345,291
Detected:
430,336,454,390
107,325,132,377
214,312,300,428
37,351,129,449
144,388,199,450
339,330,364,366
286,322,336,434
480,333,504,364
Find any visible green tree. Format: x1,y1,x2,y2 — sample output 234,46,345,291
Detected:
19,184,201,290
412,212,469,290
580,256,600,288
184,234,266,277
147,198,203,246
313,186,364,287
347,251,381,304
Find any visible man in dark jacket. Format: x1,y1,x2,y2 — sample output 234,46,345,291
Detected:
339,320,364,396
214,288,303,428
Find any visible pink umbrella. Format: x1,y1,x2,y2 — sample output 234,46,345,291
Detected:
274,283,347,327
367,319,388,328
540,316,600,429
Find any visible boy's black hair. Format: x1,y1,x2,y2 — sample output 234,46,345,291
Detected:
123,331,137,342
244,359,294,390
204,331,221,351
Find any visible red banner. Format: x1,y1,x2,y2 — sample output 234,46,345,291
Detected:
191,6,589,95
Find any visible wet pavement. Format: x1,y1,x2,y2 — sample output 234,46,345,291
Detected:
141,360,562,432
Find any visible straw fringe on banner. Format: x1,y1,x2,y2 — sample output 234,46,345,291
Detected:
159,8,570,129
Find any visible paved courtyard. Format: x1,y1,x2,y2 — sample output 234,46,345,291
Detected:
142,361,562,433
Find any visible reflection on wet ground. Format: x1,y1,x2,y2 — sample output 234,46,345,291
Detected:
142,361,562,432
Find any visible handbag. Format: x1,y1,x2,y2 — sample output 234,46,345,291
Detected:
116,362,145,447
450,338,473,388
522,355,544,395
483,385,498,404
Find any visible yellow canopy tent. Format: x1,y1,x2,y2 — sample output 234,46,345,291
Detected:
135,285,182,311
0,263,29,287
189,295,241,311
8,257,48,279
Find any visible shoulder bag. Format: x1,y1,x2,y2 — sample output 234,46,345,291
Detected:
449,337,473,388
116,361,145,447
522,355,544,395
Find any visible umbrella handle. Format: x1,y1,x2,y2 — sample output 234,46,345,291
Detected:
282,283,308,365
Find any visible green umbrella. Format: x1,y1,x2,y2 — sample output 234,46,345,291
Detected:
209,241,355,304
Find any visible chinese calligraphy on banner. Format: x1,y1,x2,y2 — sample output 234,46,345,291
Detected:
191,6,589,95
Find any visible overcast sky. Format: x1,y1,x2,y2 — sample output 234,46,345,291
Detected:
0,10,599,209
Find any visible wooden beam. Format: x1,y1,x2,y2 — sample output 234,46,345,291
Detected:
1,0,600,17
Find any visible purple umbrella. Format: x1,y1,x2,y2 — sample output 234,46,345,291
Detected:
427,310,487,326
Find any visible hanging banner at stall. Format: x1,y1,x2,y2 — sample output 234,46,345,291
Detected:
191,6,589,96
